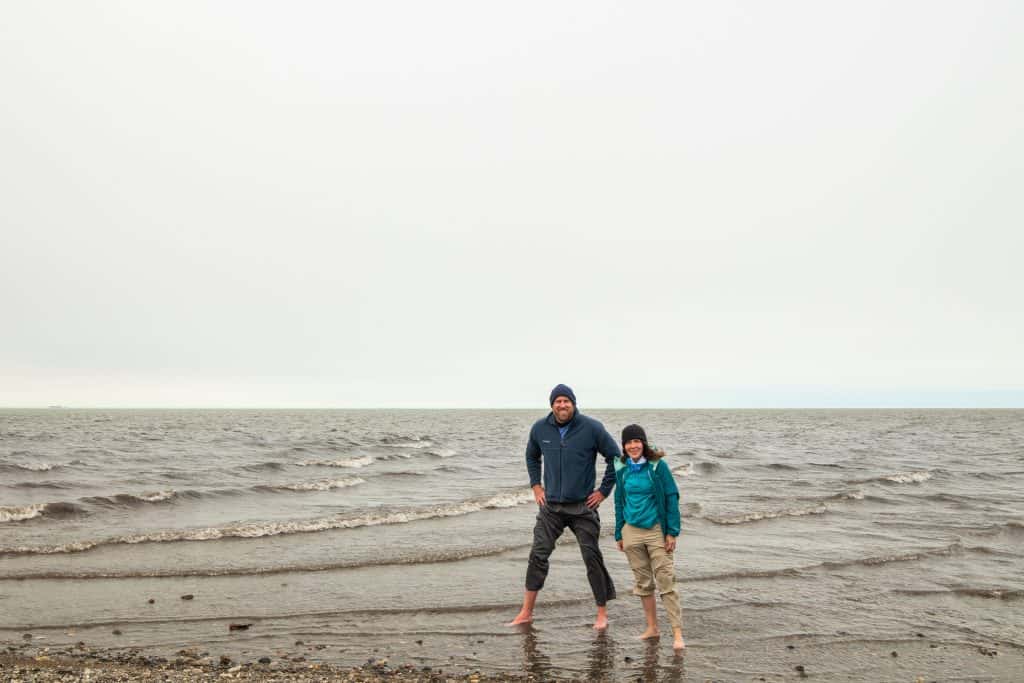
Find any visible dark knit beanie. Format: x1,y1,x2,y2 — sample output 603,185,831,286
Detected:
621,424,647,445
549,383,577,406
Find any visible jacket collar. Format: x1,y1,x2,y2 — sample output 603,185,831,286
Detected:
546,410,580,429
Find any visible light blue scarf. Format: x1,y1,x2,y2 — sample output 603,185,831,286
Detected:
627,456,647,473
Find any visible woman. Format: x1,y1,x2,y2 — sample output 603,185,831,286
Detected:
614,424,684,650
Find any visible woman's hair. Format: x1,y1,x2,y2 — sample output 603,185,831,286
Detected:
620,442,664,463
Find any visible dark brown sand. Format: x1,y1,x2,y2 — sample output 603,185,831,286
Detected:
1,644,533,682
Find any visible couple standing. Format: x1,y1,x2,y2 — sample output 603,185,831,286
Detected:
508,384,685,651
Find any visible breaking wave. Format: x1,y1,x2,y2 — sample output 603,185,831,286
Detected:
259,477,366,492
0,462,65,473
881,471,933,484
0,502,86,523
6,543,536,580
694,462,723,475
703,504,829,525
8,480,75,490
818,541,966,570
685,542,978,582
851,470,933,485
239,461,287,472
672,463,694,477
700,487,869,525
381,436,434,449
892,587,1023,601
83,490,179,507
297,456,374,469
0,490,534,556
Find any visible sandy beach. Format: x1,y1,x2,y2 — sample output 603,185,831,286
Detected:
4,630,1023,682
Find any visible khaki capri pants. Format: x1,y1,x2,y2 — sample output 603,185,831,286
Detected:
621,522,682,631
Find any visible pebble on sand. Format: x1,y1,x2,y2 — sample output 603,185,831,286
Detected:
180,594,194,601
228,623,252,631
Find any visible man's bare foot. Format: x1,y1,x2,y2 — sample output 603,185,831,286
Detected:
593,614,608,630
507,610,533,626
638,628,660,640
509,590,538,626
672,634,685,650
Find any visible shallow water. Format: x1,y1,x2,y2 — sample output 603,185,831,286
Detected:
2,409,1023,680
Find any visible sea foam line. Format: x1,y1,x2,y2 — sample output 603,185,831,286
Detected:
881,471,933,484
0,490,535,556
0,504,47,523
703,504,829,525
266,477,366,492
297,456,374,468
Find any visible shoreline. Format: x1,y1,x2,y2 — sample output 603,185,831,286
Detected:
1,642,535,682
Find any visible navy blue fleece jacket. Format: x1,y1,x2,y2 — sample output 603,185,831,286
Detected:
525,411,620,503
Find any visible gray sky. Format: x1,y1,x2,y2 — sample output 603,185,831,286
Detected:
2,1,1022,408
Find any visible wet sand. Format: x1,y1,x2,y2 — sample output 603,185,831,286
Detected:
4,626,1024,682
1,644,530,682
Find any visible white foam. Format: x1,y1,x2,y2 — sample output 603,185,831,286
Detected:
277,477,366,492
298,456,374,469
431,448,458,458
707,504,828,525
394,440,433,449
883,471,932,484
137,490,176,503
14,463,58,472
480,491,535,509
4,489,535,554
0,504,47,523
672,462,695,477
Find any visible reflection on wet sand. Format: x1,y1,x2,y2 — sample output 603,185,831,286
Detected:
518,624,551,680
516,623,685,681
586,631,617,681
639,637,685,683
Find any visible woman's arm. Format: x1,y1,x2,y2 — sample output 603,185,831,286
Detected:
658,462,681,537
613,471,626,542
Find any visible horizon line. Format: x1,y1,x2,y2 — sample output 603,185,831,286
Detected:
2,405,1022,411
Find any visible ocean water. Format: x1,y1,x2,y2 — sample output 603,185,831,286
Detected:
1,409,1022,680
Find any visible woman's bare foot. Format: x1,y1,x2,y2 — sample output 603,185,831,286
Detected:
507,610,533,625
638,628,660,640
672,630,685,651
592,606,609,630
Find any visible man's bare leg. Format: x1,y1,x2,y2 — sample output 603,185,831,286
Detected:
508,590,538,625
638,595,659,639
592,604,609,630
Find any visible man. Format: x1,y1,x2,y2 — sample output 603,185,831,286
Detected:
508,384,620,629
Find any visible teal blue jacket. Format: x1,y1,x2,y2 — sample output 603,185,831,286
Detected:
614,457,680,541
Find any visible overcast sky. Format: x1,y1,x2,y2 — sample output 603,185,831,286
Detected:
2,1,1022,408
